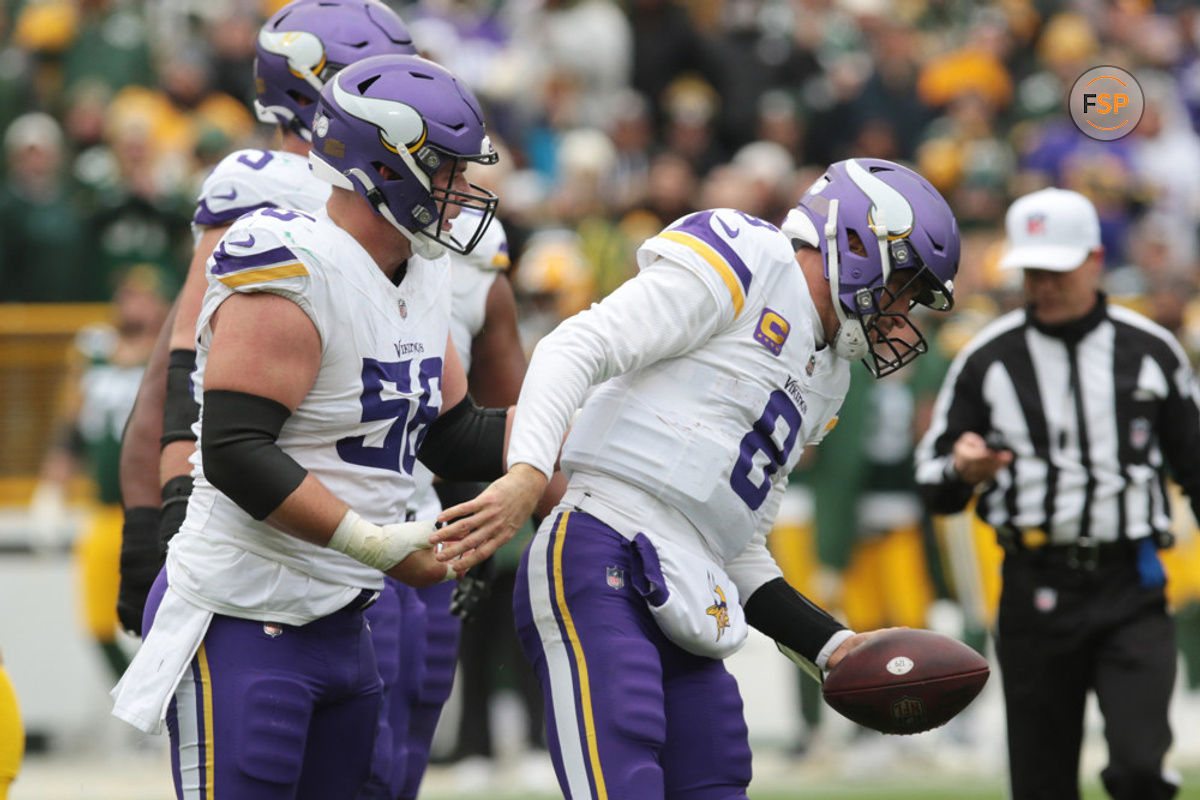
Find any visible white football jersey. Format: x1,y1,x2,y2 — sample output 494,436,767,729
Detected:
511,209,849,567
192,148,331,237
447,211,509,373
409,213,510,518
168,206,453,622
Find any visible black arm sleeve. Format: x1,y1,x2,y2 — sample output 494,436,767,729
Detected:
158,474,193,552
161,349,201,447
416,396,507,481
201,389,308,520
743,577,847,663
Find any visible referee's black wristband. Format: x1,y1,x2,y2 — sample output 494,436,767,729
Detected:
162,349,201,447
744,577,847,664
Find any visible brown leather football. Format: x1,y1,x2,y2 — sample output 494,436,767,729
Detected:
821,628,989,735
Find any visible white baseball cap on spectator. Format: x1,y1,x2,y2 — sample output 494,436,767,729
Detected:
4,111,63,156
999,187,1101,272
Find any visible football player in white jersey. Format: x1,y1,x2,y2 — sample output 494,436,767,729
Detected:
433,158,962,798
111,54,534,799
117,0,416,636
115,6,531,796
396,211,528,799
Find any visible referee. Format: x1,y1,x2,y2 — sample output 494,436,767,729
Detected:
915,188,1200,800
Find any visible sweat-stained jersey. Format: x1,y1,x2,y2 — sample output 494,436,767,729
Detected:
508,208,850,591
167,206,453,624
191,148,331,237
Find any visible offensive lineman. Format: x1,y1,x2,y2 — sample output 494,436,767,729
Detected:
116,0,417,637
112,4,503,796
433,158,963,798
398,210,527,799
112,54,529,798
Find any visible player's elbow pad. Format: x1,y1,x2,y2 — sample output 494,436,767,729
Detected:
201,389,308,521
417,396,507,481
162,349,202,447
744,577,847,664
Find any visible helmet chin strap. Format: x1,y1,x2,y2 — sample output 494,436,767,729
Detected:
824,199,869,361
343,166,446,260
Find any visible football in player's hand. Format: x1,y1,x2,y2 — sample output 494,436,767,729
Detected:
821,628,989,735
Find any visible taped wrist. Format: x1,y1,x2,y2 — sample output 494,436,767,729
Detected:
201,389,307,520
417,396,506,481
162,349,201,447
744,578,847,664
327,508,435,572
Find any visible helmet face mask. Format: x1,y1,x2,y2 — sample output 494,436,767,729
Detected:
310,55,499,258
254,0,416,141
782,157,960,378
855,265,937,377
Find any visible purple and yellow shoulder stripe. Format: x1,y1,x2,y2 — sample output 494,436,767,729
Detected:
194,198,275,228
211,236,308,289
655,211,753,315
491,240,511,270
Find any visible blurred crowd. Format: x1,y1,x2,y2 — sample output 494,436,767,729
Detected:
5,0,1200,778
0,0,1198,352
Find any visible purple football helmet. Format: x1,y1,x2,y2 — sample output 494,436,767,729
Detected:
254,0,416,141
308,54,498,257
782,158,959,377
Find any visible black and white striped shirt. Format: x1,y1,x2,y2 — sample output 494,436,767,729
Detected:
915,295,1200,544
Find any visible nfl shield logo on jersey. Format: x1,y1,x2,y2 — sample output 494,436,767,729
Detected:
1034,587,1057,613
398,299,408,319
606,566,625,590
1130,417,1150,450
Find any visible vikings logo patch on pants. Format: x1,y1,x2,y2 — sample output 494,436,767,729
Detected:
143,577,384,800
514,510,752,800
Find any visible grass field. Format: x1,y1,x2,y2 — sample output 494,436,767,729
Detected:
13,748,1200,799
420,776,1200,800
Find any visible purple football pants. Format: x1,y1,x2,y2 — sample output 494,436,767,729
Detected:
398,580,461,800
513,511,753,800
362,578,427,799
143,570,382,800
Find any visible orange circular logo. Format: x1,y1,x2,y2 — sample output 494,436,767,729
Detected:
1069,66,1144,141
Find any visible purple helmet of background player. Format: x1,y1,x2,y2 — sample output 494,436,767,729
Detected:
308,54,498,258
781,158,960,377
254,0,416,141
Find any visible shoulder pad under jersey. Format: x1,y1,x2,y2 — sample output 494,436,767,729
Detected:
193,149,329,228
638,208,789,318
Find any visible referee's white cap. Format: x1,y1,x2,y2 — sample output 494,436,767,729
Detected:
999,188,1101,272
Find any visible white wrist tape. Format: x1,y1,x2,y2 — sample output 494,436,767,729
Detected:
327,509,435,572
815,629,856,671
777,628,858,684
